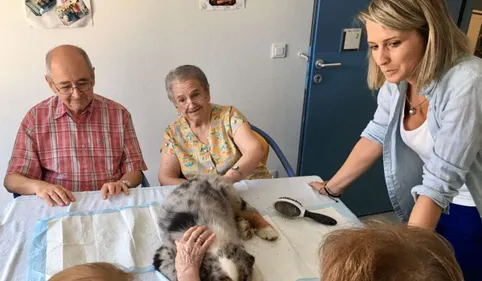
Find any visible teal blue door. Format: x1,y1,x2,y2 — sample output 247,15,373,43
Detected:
298,0,472,216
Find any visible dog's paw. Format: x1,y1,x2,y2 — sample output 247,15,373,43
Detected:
237,218,254,240
255,226,278,241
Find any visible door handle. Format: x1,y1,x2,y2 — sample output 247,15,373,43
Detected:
298,52,310,62
315,59,341,69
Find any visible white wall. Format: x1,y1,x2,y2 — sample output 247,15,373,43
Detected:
0,1,314,208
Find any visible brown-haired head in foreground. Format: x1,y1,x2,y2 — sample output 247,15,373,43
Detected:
319,221,463,281
48,262,134,281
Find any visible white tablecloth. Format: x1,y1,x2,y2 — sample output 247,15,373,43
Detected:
0,176,360,281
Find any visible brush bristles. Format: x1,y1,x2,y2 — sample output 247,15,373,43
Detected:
278,196,303,206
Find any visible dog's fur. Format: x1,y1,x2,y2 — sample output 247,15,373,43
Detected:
153,175,278,281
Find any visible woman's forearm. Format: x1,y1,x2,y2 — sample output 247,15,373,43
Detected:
328,137,383,191
408,195,442,229
158,153,187,186
225,146,265,182
159,175,187,186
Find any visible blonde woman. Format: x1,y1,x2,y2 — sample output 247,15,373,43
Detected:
308,1,482,279
158,65,270,186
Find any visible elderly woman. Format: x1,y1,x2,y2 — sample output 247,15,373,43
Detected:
158,65,270,185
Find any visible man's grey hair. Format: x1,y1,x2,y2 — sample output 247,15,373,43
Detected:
45,45,93,77
165,65,210,103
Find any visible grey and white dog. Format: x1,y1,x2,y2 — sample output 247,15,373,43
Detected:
153,175,278,281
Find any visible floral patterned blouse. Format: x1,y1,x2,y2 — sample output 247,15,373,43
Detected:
162,104,271,180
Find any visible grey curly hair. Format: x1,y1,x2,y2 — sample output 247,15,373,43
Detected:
165,65,210,103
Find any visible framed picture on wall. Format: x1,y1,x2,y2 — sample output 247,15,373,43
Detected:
200,0,245,11
55,0,90,26
25,0,56,16
25,0,92,28
209,0,236,6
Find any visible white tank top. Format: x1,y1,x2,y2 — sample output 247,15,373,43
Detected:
400,102,475,206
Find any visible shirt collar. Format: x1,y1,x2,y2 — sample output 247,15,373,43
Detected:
419,80,437,97
396,79,437,98
53,95,96,120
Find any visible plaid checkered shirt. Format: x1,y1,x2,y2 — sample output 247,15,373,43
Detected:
7,94,148,192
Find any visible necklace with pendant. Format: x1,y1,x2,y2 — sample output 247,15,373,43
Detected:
406,96,428,116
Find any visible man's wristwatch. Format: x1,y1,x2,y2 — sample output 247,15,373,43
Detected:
120,179,132,188
231,165,243,176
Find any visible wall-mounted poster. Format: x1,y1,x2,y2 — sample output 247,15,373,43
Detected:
200,0,245,11
25,0,92,28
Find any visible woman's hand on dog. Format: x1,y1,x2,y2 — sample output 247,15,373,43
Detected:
175,226,216,280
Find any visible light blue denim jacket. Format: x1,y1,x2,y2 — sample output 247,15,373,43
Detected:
361,56,482,222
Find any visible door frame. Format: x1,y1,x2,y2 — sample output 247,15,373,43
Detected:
296,0,323,176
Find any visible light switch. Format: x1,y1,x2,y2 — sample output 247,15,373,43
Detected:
271,44,287,58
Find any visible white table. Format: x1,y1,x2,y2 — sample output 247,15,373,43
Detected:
0,176,360,281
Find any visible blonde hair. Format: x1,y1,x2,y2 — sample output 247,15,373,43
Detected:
358,0,469,90
319,221,464,281
48,262,134,281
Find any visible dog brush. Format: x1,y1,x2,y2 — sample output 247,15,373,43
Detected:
273,197,337,226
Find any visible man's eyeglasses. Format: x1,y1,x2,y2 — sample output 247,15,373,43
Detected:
51,80,93,95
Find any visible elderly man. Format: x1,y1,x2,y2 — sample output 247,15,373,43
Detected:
3,45,147,207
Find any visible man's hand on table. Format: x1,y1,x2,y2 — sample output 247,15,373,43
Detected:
33,179,130,205
100,180,130,200
35,182,76,207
